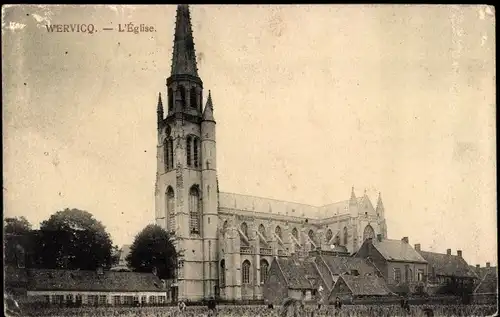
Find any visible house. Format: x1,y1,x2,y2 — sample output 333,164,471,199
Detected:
25,267,168,306
415,245,477,295
472,262,498,304
262,257,317,304
262,250,385,304
327,274,394,303
355,235,428,294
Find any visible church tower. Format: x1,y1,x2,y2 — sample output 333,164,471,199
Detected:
155,4,219,301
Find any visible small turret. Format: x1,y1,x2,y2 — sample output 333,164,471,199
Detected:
349,186,358,218
376,192,384,217
202,90,215,122
157,92,164,126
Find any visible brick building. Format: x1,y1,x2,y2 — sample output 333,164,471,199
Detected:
327,275,394,303
355,235,427,294
25,268,168,306
415,245,477,295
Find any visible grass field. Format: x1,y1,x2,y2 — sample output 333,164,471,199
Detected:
17,304,498,317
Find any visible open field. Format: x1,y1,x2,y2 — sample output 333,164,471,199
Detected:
16,304,498,317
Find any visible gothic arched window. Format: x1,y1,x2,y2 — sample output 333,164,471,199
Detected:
222,220,228,238
334,235,341,246
308,230,316,244
343,227,348,246
326,229,333,242
363,225,375,241
242,260,251,284
180,85,186,108
189,186,200,234
166,187,175,233
193,137,199,168
168,88,173,111
292,227,298,240
260,259,269,284
190,88,197,109
240,222,248,238
275,226,282,240
258,224,266,239
186,136,192,167
164,138,174,170
220,260,225,287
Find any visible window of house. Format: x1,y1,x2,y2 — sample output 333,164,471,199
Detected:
113,295,121,305
292,227,298,239
88,295,99,305
159,296,166,304
394,268,402,283
44,295,50,304
189,186,200,234
75,294,83,304
99,295,107,305
260,259,269,284
242,260,251,284
326,229,333,242
66,294,73,303
150,296,157,305
124,296,133,305
141,296,147,305
133,296,139,305
178,260,185,279
54,295,64,304
408,269,413,282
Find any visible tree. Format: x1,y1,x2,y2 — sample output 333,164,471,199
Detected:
126,224,178,279
4,217,33,268
4,217,32,235
37,208,113,270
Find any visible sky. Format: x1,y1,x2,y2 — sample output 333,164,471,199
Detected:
2,5,496,267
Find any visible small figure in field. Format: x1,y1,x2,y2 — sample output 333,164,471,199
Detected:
178,300,186,312
333,297,342,316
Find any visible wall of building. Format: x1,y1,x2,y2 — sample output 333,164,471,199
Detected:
27,291,168,305
262,260,288,305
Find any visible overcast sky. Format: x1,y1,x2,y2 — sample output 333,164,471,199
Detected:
2,5,496,267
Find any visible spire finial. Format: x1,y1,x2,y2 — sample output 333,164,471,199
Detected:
170,4,199,77
350,186,357,205
202,89,215,121
157,92,164,125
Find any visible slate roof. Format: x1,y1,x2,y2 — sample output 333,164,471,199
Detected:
418,250,476,278
27,269,166,292
276,258,315,290
474,272,498,294
322,254,378,276
335,275,393,296
372,239,427,263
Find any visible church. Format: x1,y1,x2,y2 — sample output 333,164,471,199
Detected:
154,5,388,302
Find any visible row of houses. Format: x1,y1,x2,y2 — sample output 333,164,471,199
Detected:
4,235,496,306
262,235,497,304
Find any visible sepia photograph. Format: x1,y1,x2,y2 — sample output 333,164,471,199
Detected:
2,4,497,317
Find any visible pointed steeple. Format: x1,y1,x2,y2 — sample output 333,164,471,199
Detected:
202,90,215,121
157,92,164,125
349,186,357,205
376,192,385,215
171,4,199,77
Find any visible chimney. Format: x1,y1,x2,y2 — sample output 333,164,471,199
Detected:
476,264,480,269
402,237,409,244
414,244,421,251
446,249,451,255
486,262,490,268
377,234,382,242
457,250,462,257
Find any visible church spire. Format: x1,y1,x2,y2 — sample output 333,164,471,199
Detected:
202,90,215,122
171,4,199,77
349,186,357,205
376,192,385,215
157,92,164,125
